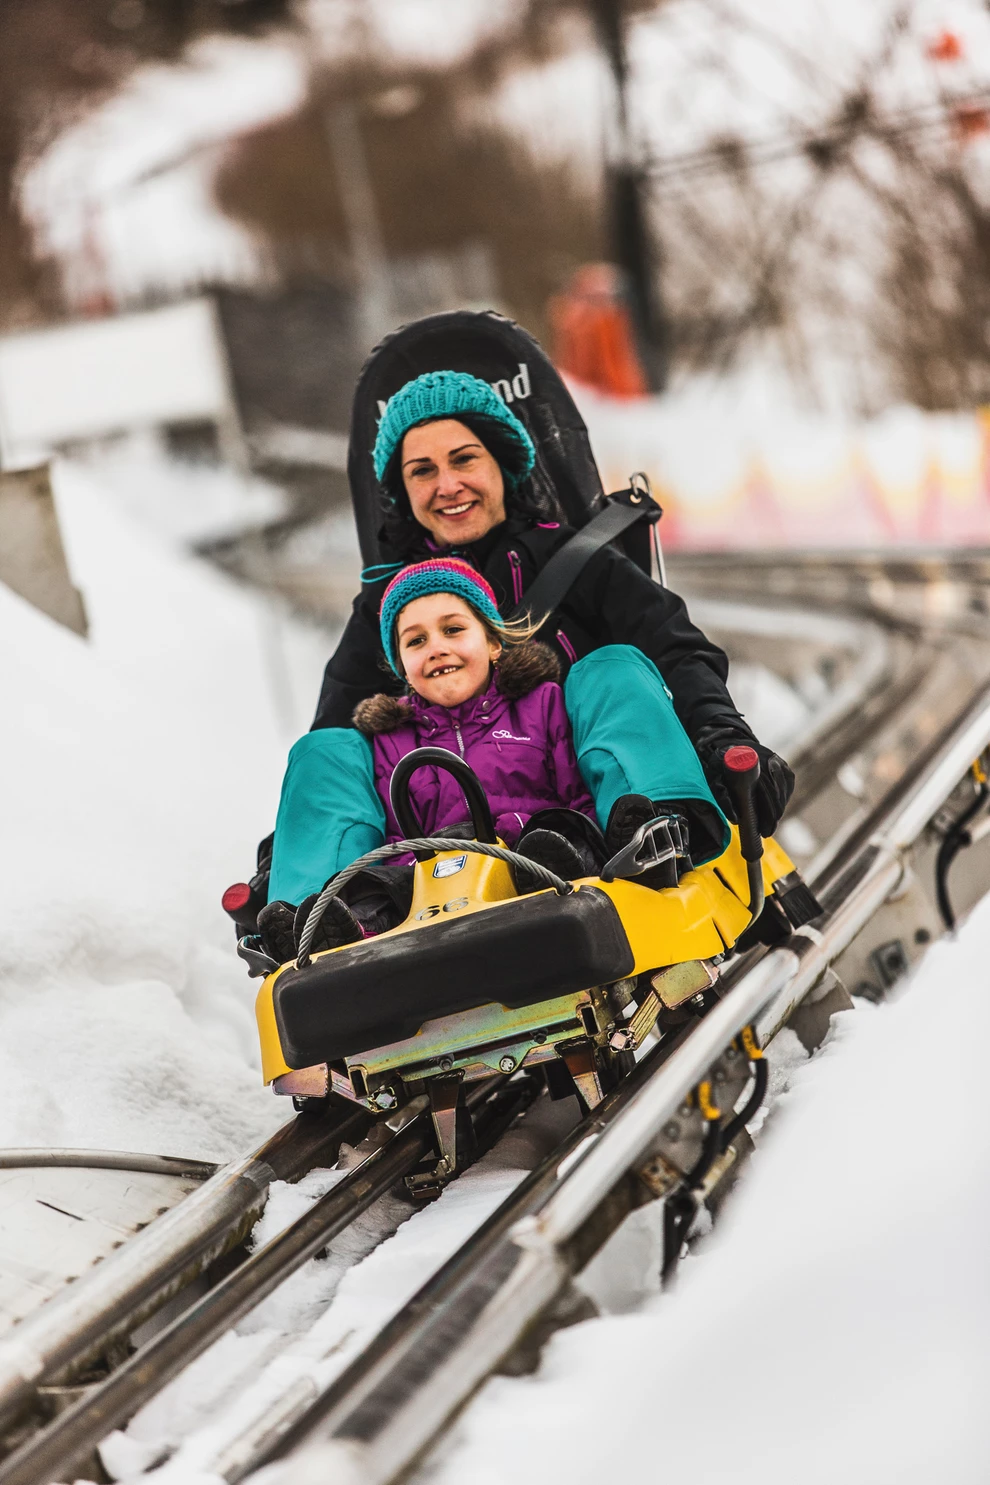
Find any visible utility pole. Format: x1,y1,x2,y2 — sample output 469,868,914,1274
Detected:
589,0,669,390
323,98,395,353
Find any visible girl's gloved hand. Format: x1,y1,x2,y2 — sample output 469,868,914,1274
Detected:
695,723,795,838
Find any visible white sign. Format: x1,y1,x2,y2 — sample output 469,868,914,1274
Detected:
0,299,237,468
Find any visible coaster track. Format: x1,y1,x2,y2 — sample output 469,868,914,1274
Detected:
3,550,990,1485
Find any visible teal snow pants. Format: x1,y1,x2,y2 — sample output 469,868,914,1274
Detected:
563,645,728,862
267,644,728,905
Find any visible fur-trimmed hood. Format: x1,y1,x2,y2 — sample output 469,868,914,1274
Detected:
353,641,559,736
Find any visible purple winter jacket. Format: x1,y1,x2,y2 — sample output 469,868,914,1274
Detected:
353,643,596,846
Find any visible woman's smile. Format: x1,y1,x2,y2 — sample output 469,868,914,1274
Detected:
434,499,476,520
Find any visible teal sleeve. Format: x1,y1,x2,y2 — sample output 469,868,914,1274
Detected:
564,645,729,864
267,729,386,905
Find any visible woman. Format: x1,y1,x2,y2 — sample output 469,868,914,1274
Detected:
264,369,793,911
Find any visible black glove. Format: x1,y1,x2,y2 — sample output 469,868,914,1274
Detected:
694,724,795,838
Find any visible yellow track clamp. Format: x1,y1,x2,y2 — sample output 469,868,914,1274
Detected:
697,1079,721,1122
740,1024,763,1061
972,757,988,787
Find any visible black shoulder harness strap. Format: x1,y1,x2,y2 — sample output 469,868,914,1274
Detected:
507,490,661,625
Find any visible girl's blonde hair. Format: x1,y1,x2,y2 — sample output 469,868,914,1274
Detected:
478,605,544,650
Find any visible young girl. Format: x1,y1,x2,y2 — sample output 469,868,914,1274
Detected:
257,558,609,961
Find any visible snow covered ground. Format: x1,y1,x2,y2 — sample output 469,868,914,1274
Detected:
420,903,990,1485
67,433,288,549
0,455,330,1161
101,1097,583,1480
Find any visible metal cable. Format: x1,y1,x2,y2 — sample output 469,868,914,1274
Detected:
935,780,989,931
296,838,572,967
0,1150,217,1179
718,1057,770,1154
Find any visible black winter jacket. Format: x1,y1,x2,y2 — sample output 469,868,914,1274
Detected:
311,517,754,748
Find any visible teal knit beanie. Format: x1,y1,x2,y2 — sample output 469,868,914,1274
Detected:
379,557,502,674
373,371,536,490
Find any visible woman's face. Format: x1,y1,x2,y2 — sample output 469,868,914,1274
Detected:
401,418,507,545
396,592,501,707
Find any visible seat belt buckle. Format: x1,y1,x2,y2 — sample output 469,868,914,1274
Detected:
604,472,662,525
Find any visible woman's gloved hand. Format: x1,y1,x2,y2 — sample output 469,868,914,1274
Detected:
694,723,795,838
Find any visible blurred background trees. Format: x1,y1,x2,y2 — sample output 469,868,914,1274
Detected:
0,0,291,323
4,0,990,416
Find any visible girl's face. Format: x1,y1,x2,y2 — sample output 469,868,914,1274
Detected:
396,592,501,707
401,419,506,545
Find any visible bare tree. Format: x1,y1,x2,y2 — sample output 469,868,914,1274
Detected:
0,0,291,327
636,0,990,410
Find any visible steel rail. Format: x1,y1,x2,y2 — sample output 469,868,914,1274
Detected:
809,672,990,906
0,1076,533,1485
0,1150,217,1180
235,1027,696,1483
260,672,990,1485
680,556,959,813
0,1106,436,1485
689,596,893,762
0,1107,367,1437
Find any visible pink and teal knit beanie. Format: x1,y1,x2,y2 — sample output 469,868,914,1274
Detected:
379,557,501,674
373,371,536,490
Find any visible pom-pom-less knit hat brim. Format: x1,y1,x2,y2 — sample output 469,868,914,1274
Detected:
379,557,502,674
373,370,536,490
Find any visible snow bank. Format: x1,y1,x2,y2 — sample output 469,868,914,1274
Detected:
573,365,990,549
23,36,306,308
69,434,286,548
0,458,328,1159
423,897,990,1485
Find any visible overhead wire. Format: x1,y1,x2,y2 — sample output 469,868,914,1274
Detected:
643,90,990,186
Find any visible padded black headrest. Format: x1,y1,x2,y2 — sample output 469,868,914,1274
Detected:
346,310,605,567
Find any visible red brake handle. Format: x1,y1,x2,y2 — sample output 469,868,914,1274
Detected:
724,744,760,779
222,882,254,917
722,745,763,864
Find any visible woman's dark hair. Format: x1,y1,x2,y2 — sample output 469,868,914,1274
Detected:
379,412,561,559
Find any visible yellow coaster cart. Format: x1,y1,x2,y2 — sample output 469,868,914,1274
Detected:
254,744,816,1191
